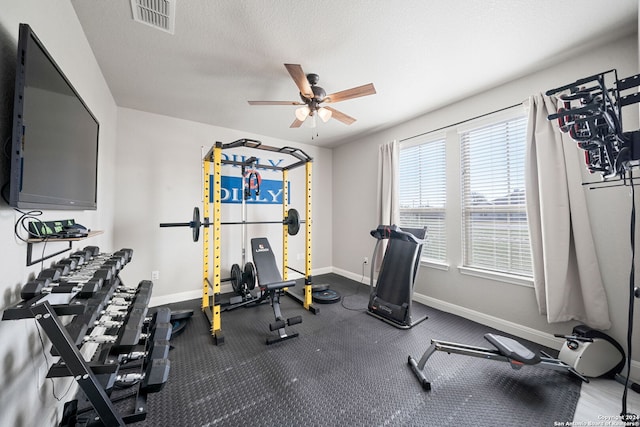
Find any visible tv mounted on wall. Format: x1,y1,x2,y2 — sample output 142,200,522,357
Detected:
9,23,99,210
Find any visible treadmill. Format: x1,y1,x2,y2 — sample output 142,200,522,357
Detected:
367,224,428,329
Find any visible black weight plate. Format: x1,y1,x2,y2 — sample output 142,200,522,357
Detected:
230,264,243,295
171,319,189,338
287,208,300,236
244,262,256,291
311,284,329,292
192,207,200,242
169,309,194,321
312,289,341,304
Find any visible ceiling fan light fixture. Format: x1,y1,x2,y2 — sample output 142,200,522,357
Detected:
295,106,310,121
318,107,332,123
307,114,317,128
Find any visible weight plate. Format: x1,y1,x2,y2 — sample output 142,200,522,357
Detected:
169,309,194,321
287,208,300,236
171,319,189,338
312,289,341,304
192,206,200,242
244,262,256,291
311,284,329,292
230,264,243,295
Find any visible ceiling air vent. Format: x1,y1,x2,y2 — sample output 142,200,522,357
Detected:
130,0,176,34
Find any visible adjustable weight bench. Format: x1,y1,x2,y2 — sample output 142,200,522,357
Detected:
251,237,302,345
408,333,588,391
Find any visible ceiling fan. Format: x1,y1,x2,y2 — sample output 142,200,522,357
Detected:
248,63,376,128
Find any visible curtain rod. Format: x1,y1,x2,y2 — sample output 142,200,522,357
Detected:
399,102,523,142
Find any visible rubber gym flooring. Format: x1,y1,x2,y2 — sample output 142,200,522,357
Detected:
130,273,581,426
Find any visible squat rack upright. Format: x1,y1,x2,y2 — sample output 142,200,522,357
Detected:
201,138,318,345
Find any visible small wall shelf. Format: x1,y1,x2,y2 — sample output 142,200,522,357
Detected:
26,230,104,266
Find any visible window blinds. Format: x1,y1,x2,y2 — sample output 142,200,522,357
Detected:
399,138,446,262
460,115,532,277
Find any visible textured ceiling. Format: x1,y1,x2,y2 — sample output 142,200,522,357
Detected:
71,0,638,147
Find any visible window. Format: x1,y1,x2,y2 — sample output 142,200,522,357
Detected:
460,114,532,277
399,137,446,263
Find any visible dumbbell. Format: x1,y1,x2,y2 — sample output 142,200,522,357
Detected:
38,268,63,282
71,248,94,263
95,283,155,352
60,267,113,288
113,357,170,393
69,252,87,268
93,304,147,329
21,277,102,300
55,257,78,272
114,248,134,264
99,303,167,330
101,315,171,354
106,281,152,309
83,307,148,346
119,338,171,365
83,246,101,257
118,309,172,363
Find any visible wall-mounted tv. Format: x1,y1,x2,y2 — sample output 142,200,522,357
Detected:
9,23,99,210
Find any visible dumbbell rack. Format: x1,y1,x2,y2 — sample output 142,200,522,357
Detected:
2,247,170,427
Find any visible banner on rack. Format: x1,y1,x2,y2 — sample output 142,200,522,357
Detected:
209,175,290,204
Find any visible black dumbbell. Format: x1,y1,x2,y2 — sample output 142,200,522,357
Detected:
71,248,94,262
119,338,170,366
55,257,80,271
113,357,170,393
60,267,112,287
21,278,101,300
38,268,62,282
83,246,100,257
116,248,134,263
82,307,148,347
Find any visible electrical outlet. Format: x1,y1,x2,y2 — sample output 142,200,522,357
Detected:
151,271,160,280
363,256,368,264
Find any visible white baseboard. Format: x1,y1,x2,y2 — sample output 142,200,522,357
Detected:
149,289,201,307
412,292,565,350
331,266,370,286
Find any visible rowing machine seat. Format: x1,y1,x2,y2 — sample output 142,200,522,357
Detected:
484,334,541,365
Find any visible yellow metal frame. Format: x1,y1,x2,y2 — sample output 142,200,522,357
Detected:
303,161,313,309
282,169,289,282
202,158,211,310
201,143,223,344
200,139,317,345
211,144,222,337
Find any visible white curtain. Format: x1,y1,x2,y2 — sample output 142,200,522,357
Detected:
524,94,611,330
375,140,400,268
377,140,400,226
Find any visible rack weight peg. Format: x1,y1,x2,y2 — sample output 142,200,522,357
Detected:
159,206,305,242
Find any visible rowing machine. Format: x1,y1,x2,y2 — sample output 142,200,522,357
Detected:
408,325,624,391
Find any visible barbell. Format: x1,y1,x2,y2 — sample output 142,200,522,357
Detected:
159,206,305,242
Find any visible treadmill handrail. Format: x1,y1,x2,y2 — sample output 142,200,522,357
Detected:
370,224,423,244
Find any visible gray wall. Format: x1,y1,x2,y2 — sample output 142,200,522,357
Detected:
113,107,333,305
333,31,640,373
0,1,118,426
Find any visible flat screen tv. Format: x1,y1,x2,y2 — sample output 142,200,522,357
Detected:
9,23,99,210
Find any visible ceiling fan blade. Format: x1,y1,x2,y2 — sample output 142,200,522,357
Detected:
290,118,304,128
324,106,356,125
284,63,313,99
324,83,376,104
248,100,304,105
